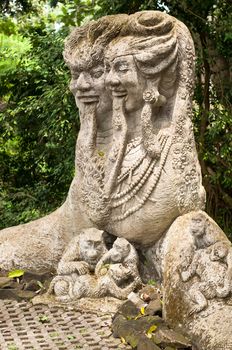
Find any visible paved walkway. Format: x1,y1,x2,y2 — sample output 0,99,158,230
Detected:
0,300,131,350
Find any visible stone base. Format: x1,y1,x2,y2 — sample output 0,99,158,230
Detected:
160,210,232,350
32,293,124,314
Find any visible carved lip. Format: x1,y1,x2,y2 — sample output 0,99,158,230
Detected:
77,95,99,102
111,90,127,97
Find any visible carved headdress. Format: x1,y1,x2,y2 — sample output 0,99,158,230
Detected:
63,14,129,69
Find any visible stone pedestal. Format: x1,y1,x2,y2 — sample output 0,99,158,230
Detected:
161,211,232,349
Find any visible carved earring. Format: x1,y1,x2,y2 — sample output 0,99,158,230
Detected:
141,87,166,158
143,89,166,106
143,89,159,104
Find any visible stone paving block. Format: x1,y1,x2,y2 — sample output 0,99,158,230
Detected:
0,299,131,350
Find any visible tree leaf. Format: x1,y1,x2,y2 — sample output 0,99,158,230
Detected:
8,269,24,278
146,324,157,338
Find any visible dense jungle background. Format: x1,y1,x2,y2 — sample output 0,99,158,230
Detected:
0,0,231,238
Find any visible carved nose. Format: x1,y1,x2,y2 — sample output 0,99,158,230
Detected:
106,70,120,88
76,72,91,91
88,249,98,259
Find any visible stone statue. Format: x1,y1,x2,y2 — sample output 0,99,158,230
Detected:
0,11,205,272
0,10,232,349
94,11,205,245
72,238,142,300
181,241,231,314
49,236,141,301
160,211,232,350
57,228,107,275
47,228,108,302
95,237,142,290
0,15,125,272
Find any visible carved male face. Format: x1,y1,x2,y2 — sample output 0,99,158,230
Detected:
105,55,146,113
69,62,112,117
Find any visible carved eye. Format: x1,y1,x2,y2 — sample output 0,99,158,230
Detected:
115,62,129,73
119,65,129,72
91,70,104,78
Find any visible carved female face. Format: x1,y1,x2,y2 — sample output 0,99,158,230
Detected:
105,55,146,113
69,63,112,116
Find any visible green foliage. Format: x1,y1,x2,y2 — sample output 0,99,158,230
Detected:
0,16,78,229
38,314,49,323
147,279,156,286
95,0,154,17
7,344,18,350
57,0,96,26
8,269,25,278
0,33,32,74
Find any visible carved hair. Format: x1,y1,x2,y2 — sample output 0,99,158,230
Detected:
63,14,128,69
103,11,195,160
64,11,195,117
105,11,179,99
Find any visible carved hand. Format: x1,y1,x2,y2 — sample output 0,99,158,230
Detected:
57,261,89,275
76,261,90,275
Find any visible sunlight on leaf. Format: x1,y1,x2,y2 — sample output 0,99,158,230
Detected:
146,324,157,338
8,269,24,278
120,337,126,344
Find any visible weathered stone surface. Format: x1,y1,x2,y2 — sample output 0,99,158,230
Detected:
112,314,163,348
145,299,162,316
113,299,140,319
0,10,205,272
153,327,191,348
33,293,123,314
0,277,12,288
159,211,232,350
0,288,35,301
139,285,162,302
137,336,161,350
48,233,141,301
0,270,53,301
112,309,191,349
0,299,131,350
0,9,231,350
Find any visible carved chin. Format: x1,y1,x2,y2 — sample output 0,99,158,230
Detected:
88,262,97,271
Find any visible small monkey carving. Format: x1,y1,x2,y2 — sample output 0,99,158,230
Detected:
181,240,231,314
48,236,142,301
73,237,142,300
48,228,107,301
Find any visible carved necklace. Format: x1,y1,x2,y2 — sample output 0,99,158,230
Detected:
111,134,172,222
113,132,168,199
117,139,147,184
